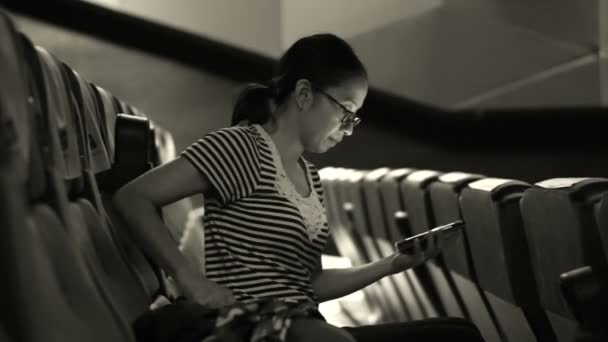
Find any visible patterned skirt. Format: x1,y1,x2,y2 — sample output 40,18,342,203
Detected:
133,297,322,342
206,298,323,342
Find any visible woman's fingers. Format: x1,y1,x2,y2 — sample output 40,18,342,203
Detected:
434,231,443,256
424,228,443,260
413,237,422,257
427,228,436,252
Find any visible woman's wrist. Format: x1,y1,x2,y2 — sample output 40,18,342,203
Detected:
378,256,396,277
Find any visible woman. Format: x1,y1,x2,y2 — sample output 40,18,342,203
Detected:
114,33,484,342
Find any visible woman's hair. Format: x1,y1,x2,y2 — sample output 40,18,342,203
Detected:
231,33,367,126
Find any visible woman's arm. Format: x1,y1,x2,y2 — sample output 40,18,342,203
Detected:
311,257,393,302
113,156,234,308
312,232,442,302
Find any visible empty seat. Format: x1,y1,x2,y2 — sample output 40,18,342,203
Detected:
321,168,369,268
97,114,154,192
362,168,424,321
63,64,111,174
461,178,557,342
379,168,439,319
595,192,608,259
400,170,466,319
429,172,484,280
521,178,608,342
320,167,386,324
1,15,132,341
342,169,407,322
91,84,117,162
98,113,163,299
428,171,504,342
29,37,151,329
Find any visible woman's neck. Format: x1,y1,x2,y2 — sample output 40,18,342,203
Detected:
261,113,303,170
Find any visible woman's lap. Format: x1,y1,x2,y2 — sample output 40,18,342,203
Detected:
342,317,485,342
288,318,355,342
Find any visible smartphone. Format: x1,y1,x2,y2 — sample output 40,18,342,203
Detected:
394,220,465,254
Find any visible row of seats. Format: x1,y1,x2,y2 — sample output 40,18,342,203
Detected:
319,167,608,342
0,10,198,342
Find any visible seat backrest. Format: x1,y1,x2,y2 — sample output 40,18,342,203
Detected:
520,178,608,341
0,11,38,339
595,192,608,274
460,178,559,342
30,35,144,335
428,172,483,278
97,114,153,192
460,178,532,304
320,168,367,266
32,205,136,342
399,170,441,235
91,85,117,162
63,64,111,174
35,48,83,183
2,23,132,341
342,169,377,261
66,64,154,325
361,168,392,245
378,168,416,242
97,113,162,298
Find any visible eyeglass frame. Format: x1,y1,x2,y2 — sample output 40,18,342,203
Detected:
312,86,362,128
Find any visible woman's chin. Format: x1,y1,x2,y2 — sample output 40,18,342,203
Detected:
306,138,338,154
307,144,331,154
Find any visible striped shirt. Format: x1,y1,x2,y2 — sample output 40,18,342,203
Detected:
181,124,330,306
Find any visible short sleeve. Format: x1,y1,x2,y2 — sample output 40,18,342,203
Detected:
181,126,261,205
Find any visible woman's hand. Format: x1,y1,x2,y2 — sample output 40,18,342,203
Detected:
386,228,443,275
175,268,236,308
191,281,236,309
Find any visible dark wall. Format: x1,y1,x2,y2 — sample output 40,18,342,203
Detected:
5,1,607,186
309,120,608,184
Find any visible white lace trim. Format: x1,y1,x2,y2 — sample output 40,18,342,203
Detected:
254,125,328,240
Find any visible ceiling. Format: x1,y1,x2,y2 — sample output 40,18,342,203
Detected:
83,0,607,110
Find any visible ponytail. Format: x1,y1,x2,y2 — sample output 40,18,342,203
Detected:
231,83,276,126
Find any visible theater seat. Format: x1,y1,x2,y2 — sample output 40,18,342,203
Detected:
97,113,163,299
1,15,133,341
460,178,557,342
521,178,608,342
379,168,438,320
321,168,368,269
400,170,466,319
596,193,608,261
342,169,406,322
320,167,386,324
91,85,117,162
26,34,151,330
428,172,504,342
63,64,111,174
362,168,423,321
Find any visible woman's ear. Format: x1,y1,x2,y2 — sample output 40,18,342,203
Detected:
294,79,313,111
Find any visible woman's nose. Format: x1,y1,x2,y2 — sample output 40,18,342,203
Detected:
340,124,354,136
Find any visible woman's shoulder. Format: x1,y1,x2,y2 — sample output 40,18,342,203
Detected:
202,125,266,150
210,124,259,139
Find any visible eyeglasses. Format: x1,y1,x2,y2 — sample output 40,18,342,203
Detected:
313,87,362,128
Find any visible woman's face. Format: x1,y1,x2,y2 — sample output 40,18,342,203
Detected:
298,77,368,153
